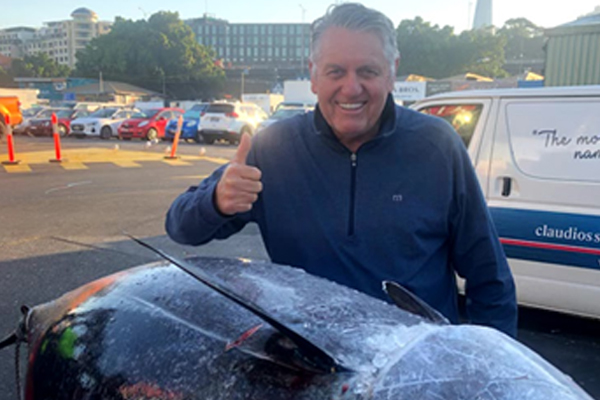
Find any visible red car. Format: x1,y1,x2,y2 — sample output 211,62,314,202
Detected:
26,108,89,137
118,107,184,140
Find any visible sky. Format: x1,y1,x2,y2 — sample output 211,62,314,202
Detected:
3,0,600,33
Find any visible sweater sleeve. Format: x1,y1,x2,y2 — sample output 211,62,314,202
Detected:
165,164,252,246
448,137,518,338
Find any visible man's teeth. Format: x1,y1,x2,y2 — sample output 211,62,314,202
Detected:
339,103,363,110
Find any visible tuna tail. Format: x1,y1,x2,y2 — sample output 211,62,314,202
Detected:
126,234,353,375
383,281,449,325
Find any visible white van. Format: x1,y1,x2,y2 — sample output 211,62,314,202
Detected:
411,86,600,320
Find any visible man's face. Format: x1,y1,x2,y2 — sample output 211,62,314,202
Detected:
310,27,396,151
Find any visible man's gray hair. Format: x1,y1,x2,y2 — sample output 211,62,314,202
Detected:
310,3,399,75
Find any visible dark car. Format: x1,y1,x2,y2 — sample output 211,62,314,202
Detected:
27,108,89,137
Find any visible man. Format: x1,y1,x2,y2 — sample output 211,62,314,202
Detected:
166,3,517,337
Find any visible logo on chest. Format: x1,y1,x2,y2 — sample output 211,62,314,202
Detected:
392,194,403,202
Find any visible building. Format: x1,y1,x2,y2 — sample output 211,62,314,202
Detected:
0,8,111,69
472,0,493,29
185,16,310,71
544,7,600,86
185,15,311,96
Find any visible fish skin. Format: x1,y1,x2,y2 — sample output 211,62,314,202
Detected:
23,257,593,400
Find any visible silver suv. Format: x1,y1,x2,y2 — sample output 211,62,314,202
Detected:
199,102,268,144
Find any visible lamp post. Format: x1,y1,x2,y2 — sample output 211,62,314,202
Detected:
241,68,249,100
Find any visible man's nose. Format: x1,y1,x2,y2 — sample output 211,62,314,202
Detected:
340,73,362,97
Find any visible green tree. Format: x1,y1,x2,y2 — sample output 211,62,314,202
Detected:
498,18,545,61
396,17,508,79
456,29,509,78
75,12,225,99
11,53,71,78
396,17,458,78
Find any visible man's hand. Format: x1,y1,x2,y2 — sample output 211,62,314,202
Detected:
215,133,263,215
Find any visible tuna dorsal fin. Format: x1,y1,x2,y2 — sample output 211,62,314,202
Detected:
127,234,352,374
382,281,449,325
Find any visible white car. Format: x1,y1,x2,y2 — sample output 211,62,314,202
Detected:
199,102,268,144
256,106,313,133
70,107,137,139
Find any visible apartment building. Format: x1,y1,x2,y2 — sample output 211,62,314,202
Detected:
0,8,111,69
185,16,310,70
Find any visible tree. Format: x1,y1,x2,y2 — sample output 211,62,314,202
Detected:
498,18,545,62
396,17,508,79
11,53,71,78
396,17,458,79
75,12,225,99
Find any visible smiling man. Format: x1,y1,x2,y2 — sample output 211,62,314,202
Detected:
166,3,518,337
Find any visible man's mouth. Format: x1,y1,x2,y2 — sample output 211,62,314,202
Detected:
338,102,366,110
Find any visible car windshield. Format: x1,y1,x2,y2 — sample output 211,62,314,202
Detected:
37,109,58,118
183,110,201,119
269,108,307,120
132,109,160,119
56,110,74,118
189,103,208,112
89,108,120,118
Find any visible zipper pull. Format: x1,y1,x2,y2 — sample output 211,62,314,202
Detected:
350,153,357,167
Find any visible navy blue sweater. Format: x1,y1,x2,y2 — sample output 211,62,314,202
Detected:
166,97,517,337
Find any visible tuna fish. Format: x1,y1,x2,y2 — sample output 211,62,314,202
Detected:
2,252,594,399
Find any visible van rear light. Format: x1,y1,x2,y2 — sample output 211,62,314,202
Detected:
226,112,239,118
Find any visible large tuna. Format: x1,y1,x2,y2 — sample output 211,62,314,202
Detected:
1,252,593,399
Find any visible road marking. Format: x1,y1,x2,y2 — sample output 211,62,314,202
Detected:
163,159,192,166
61,162,88,170
113,160,141,168
45,180,92,194
198,156,229,165
2,164,32,173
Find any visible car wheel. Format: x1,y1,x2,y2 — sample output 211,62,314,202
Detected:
58,124,68,137
100,126,112,140
146,128,158,141
204,137,215,145
194,131,203,143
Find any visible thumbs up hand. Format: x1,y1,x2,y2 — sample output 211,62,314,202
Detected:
215,133,263,215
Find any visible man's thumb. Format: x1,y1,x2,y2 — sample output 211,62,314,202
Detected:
233,133,252,164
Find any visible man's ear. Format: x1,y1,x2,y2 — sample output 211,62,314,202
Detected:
309,60,318,95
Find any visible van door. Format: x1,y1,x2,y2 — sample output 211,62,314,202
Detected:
415,98,494,195
488,96,600,319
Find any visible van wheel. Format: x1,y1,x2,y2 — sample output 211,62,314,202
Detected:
146,128,158,141
194,131,203,143
204,138,215,145
100,126,112,140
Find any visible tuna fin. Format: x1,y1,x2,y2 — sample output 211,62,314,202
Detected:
383,281,449,325
126,234,352,374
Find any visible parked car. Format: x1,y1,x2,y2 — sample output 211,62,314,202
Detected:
199,102,268,144
70,107,136,139
255,106,313,133
164,103,209,143
27,108,89,137
13,106,49,135
118,107,184,141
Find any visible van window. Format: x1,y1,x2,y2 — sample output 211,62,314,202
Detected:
419,104,483,147
505,101,600,183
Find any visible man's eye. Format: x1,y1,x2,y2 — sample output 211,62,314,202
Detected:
327,69,343,77
361,69,379,77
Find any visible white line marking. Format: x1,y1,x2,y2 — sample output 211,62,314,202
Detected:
45,180,93,195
